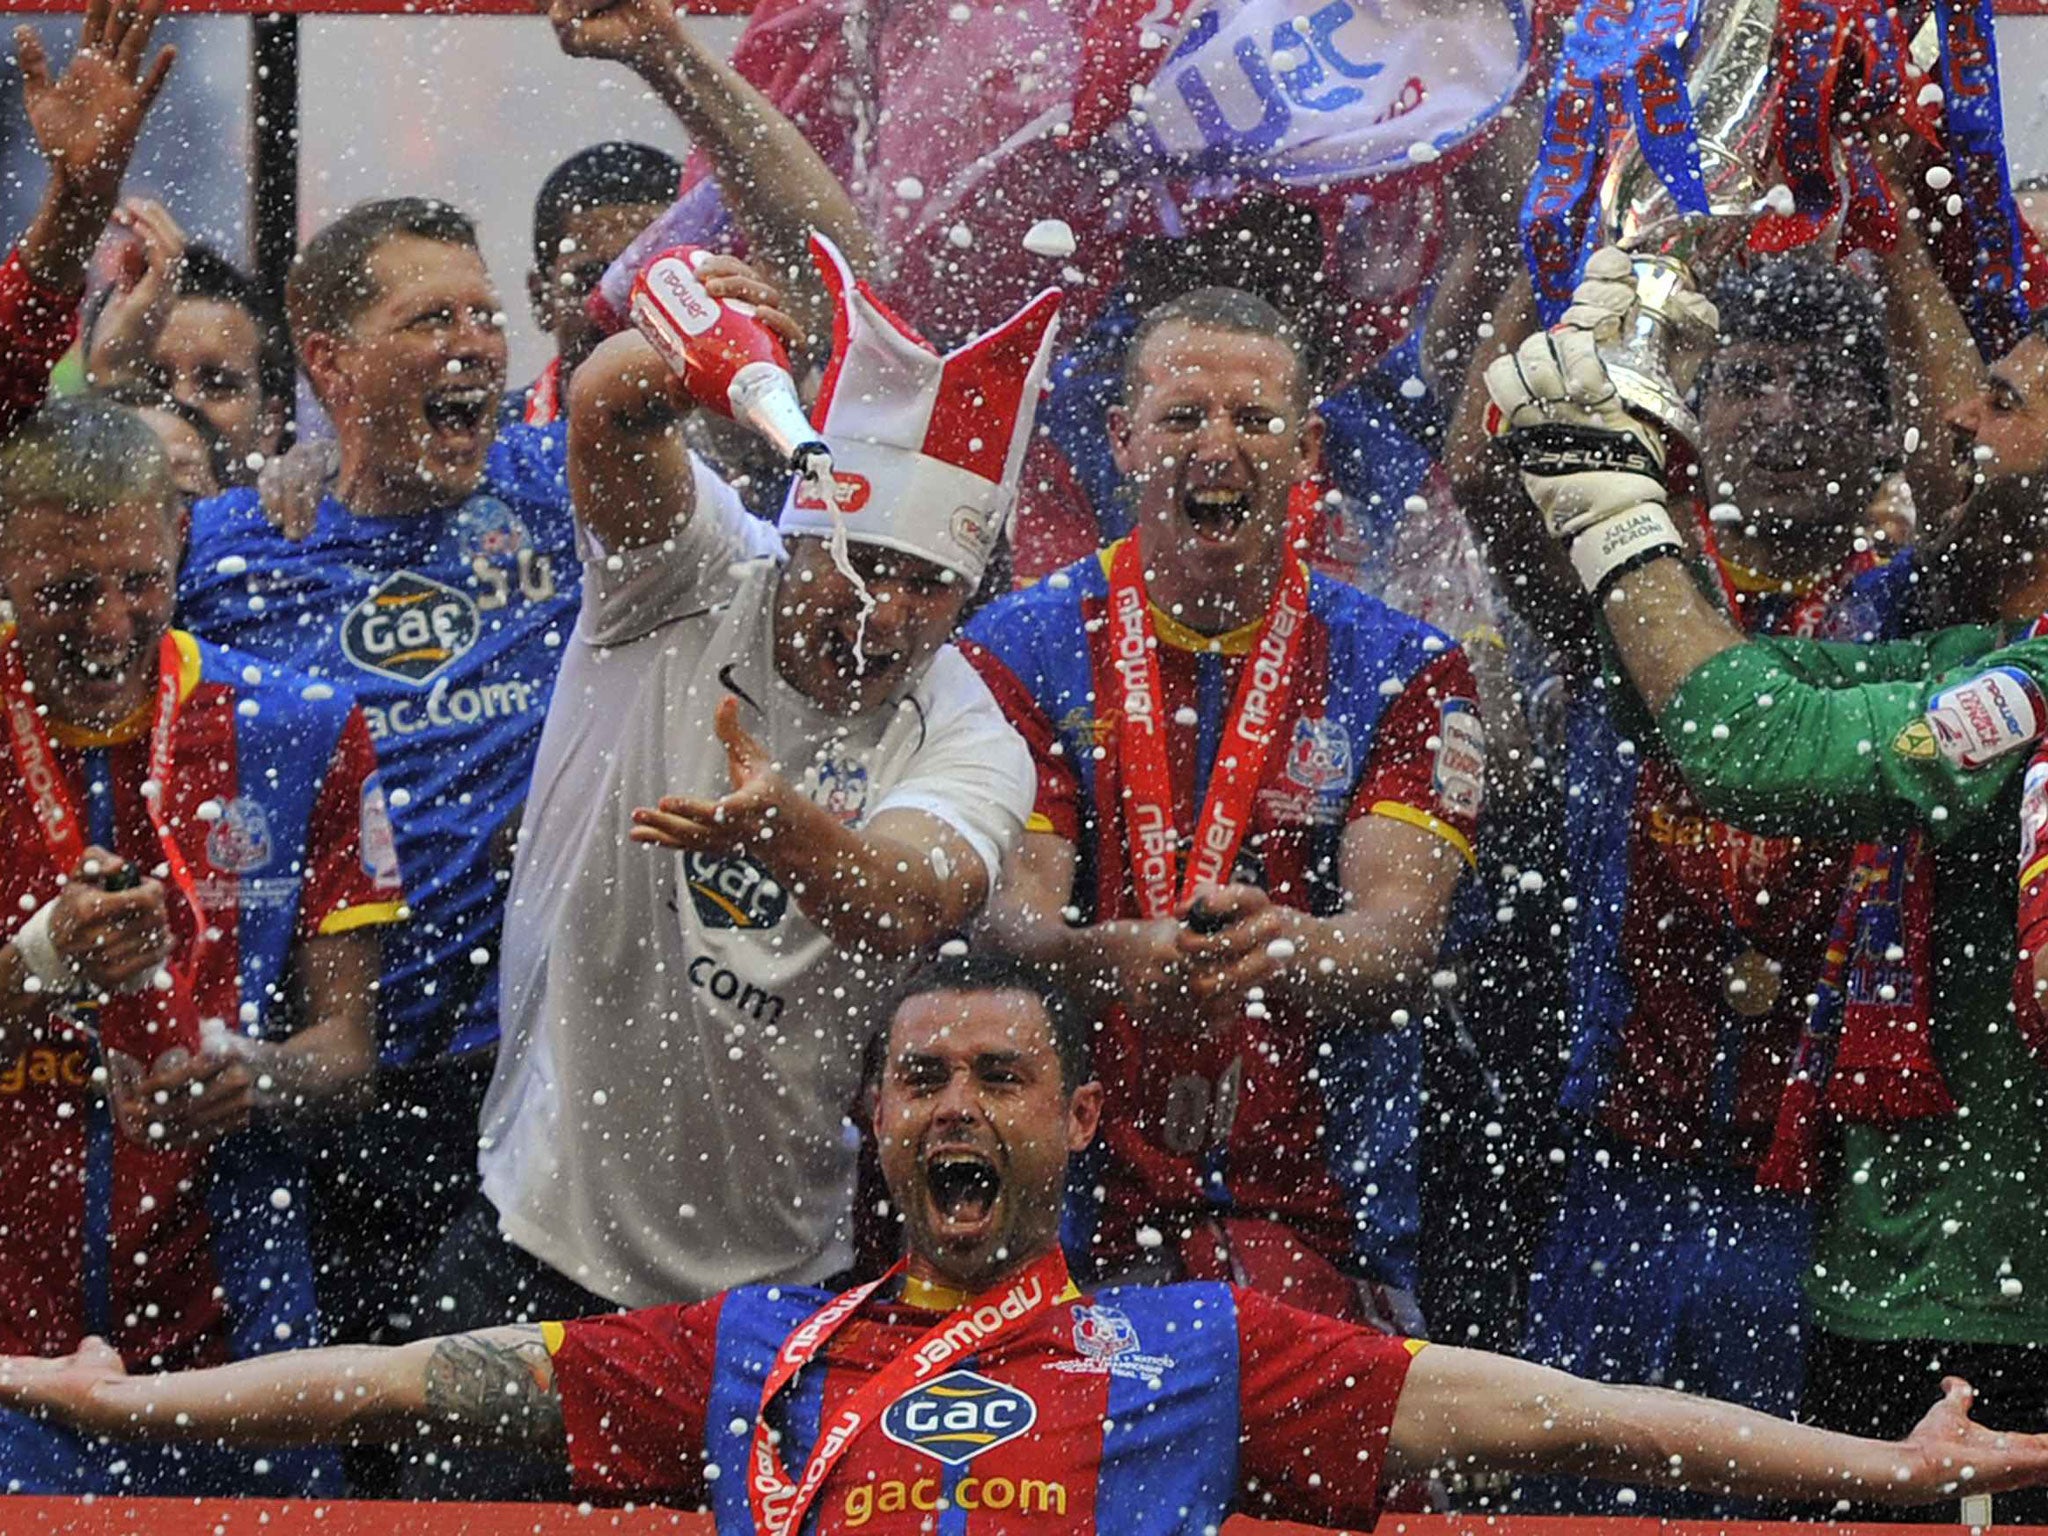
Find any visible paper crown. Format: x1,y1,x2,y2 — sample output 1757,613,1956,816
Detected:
777,234,1062,585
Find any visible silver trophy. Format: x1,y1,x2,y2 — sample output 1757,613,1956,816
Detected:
1594,0,1783,443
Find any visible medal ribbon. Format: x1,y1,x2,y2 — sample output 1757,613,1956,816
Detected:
1,632,211,996
1107,534,1310,918
746,1249,1070,1536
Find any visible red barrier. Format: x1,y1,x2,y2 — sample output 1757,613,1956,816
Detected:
0,1505,1991,1536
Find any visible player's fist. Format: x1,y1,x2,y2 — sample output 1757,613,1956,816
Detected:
1484,324,1679,596
46,850,173,995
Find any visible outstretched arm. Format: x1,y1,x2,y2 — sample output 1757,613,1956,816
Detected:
0,1327,563,1451
1389,1344,2048,1505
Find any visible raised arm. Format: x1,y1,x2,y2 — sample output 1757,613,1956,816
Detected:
14,0,175,297
567,255,803,552
1389,1342,2048,1504
0,1326,562,1452
542,0,873,340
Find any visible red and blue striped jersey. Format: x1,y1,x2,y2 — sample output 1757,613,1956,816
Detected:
959,545,1481,1285
549,1278,1422,1532
0,630,402,1371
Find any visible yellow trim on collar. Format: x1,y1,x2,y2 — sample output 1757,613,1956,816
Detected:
46,631,203,748
1369,800,1476,869
1094,541,1305,657
540,1320,567,1356
1025,811,1059,835
901,1273,1084,1313
2024,855,2048,892
316,900,407,937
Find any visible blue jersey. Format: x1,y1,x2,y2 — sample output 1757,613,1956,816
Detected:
549,1277,1421,1532
177,422,578,1063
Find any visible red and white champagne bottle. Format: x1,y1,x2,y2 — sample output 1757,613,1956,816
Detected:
629,245,829,478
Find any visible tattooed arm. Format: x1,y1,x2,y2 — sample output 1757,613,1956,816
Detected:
0,1327,565,1451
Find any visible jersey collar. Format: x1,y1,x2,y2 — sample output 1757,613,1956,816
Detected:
1093,539,1300,657
36,629,203,748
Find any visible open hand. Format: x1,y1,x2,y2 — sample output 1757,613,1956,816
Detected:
1896,1377,2048,1499
630,695,794,858
17,0,175,203
0,1336,128,1434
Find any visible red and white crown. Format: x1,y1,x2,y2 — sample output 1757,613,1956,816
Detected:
778,233,1061,585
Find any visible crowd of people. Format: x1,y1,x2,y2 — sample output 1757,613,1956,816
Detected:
8,0,2048,1524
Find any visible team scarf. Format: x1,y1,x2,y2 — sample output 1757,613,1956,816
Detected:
747,1249,1070,1536
1106,534,1310,917
0,631,207,1066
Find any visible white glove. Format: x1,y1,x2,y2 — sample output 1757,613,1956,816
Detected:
1556,246,1722,341
1485,307,1680,595
1555,245,1642,341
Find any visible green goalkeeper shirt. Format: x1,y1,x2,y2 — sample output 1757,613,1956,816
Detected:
1659,624,2048,1345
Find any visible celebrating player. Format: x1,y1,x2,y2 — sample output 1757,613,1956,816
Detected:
174,198,583,1347
1486,266,2048,1515
0,398,402,1495
6,951,2048,1527
420,237,1041,1495
966,286,1478,1324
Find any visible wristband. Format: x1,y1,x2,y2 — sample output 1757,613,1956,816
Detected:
11,898,81,996
1568,504,1683,596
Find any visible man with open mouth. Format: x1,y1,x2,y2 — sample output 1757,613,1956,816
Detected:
964,285,1481,1329
173,198,585,1363
11,950,2048,1529
428,235,1045,1496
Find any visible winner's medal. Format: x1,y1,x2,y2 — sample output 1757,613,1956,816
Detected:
1722,946,1784,1018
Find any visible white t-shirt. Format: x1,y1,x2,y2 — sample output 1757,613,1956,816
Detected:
480,458,1035,1306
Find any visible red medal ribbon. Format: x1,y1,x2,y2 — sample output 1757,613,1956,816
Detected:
1,632,212,1007
1107,534,1310,918
747,1248,1070,1536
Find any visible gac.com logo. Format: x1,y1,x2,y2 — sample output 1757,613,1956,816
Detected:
880,1371,1034,1466
342,571,478,686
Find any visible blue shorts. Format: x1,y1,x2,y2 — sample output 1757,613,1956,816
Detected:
1517,1139,1812,1516
0,1406,342,1496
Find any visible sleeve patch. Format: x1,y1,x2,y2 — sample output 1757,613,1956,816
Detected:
1432,699,1485,820
359,773,403,891
1927,667,2046,770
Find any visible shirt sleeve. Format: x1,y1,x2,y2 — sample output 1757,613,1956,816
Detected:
0,247,80,432
1232,1285,1423,1530
956,637,1084,843
1350,646,1483,867
1657,625,2048,843
297,705,406,940
545,1298,723,1500
870,646,1038,891
576,454,782,648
